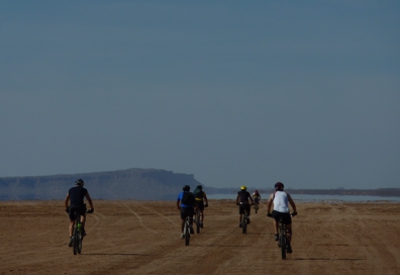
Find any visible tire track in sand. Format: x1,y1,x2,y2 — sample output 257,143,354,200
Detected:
122,203,160,235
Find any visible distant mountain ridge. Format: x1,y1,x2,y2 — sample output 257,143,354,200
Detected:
0,168,202,200
1,168,399,200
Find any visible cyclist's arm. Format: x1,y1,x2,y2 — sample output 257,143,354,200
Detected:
287,194,297,213
235,194,240,205
64,193,70,209
249,194,254,204
85,192,94,210
267,193,274,214
203,192,208,205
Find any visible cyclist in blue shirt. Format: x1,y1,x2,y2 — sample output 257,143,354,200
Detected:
177,185,195,239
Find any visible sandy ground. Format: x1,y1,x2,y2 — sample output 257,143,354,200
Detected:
0,200,399,275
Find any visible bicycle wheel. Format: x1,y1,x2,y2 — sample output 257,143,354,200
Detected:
73,223,79,255
196,209,201,234
255,204,258,214
280,226,286,259
77,229,82,254
185,221,190,246
242,212,247,234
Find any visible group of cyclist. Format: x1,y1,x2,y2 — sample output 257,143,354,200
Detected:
65,179,297,253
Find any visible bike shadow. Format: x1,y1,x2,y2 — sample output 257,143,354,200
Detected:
292,257,363,261
82,253,149,256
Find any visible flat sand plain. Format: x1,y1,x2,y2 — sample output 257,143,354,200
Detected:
0,200,399,275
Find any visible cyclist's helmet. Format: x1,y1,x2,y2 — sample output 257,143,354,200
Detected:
183,185,190,191
75,179,84,186
197,185,203,190
274,182,284,191
254,189,259,195
240,185,247,191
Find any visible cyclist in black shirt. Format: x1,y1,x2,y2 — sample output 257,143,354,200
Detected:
236,185,254,227
64,179,94,247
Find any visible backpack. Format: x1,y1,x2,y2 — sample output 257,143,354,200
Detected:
181,191,195,205
193,187,203,199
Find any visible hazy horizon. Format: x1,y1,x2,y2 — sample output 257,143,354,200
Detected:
1,1,399,190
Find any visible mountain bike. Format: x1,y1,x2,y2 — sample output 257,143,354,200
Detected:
276,212,297,259
71,209,92,255
183,216,191,246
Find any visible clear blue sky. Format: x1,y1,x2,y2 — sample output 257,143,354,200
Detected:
1,1,399,189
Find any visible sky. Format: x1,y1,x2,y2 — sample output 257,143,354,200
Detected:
1,1,399,190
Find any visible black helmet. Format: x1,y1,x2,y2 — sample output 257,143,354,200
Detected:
183,185,190,191
196,185,203,190
274,182,284,191
75,179,84,186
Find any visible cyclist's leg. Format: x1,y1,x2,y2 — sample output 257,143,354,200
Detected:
180,208,186,234
68,207,76,237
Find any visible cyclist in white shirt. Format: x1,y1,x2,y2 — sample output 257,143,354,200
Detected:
267,182,297,253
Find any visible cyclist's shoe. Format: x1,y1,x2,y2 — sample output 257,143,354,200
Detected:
190,226,194,234
200,222,204,228
181,233,185,239
81,229,86,237
274,234,279,241
287,244,293,254
247,218,250,224
68,237,74,247
239,222,242,228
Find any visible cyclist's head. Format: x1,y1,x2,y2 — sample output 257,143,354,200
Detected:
197,185,203,190
183,185,190,191
274,182,284,191
240,185,247,191
75,179,84,186
254,189,259,195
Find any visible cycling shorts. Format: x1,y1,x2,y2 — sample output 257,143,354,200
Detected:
68,204,86,221
180,207,194,220
195,201,205,211
239,203,250,215
272,210,292,225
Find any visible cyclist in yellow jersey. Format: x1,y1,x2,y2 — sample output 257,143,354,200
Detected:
193,185,209,228
252,190,261,203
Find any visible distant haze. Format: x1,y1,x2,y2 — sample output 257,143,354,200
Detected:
1,2,399,189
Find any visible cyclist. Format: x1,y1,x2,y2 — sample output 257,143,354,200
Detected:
193,185,209,228
252,190,261,205
177,185,195,239
64,179,94,247
236,185,254,227
266,182,297,253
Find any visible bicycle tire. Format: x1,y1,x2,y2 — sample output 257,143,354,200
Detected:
242,211,247,234
77,229,82,254
185,220,190,246
280,226,286,259
196,209,201,234
255,204,258,214
73,222,79,255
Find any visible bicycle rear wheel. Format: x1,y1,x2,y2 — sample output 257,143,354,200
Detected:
196,209,201,234
77,230,82,254
242,212,247,234
185,222,190,246
280,227,286,259
73,223,79,255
